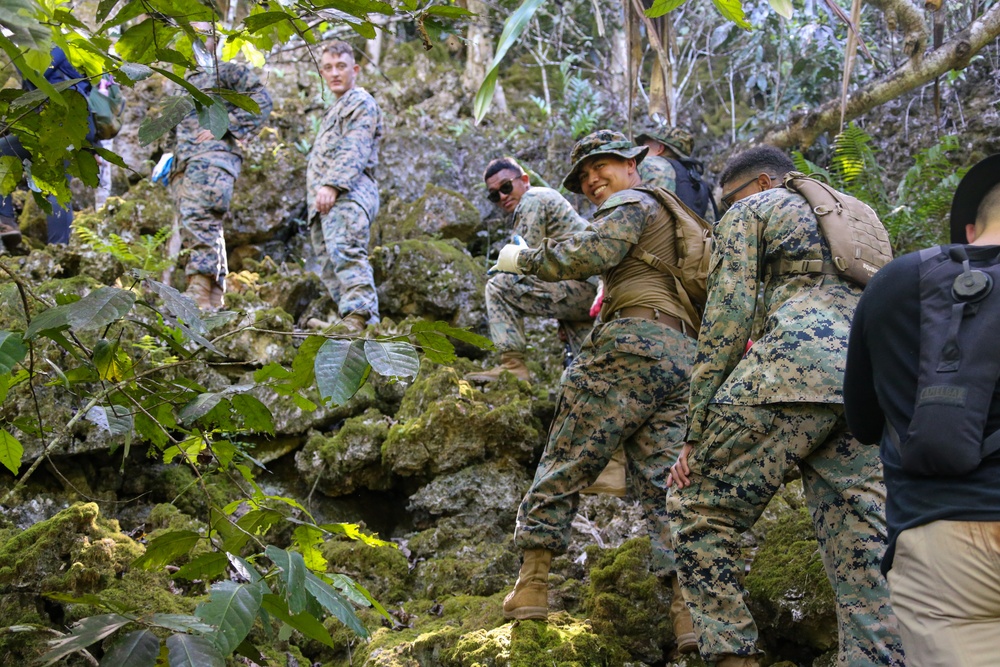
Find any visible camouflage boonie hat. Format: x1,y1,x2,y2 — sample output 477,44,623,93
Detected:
634,126,694,160
562,130,648,194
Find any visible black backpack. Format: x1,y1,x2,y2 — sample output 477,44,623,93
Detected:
889,245,1000,476
667,157,717,220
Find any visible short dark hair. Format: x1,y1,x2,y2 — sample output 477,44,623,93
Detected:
720,146,795,186
484,157,524,182
322,41,355,59
976,182,1000,233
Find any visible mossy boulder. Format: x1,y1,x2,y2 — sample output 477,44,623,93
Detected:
228,135,306,247
584,537,672,664
406,458,530,528
372,238,486,329
375,184,481,245
297,408,395,496
323,537,411,604
382,364,543,478
745,483,838,654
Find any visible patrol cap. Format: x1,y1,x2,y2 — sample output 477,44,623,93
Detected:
950,154,1000,243
562,130,648,194
634,126,694,160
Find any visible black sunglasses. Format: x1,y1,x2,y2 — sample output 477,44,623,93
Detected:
487,179,515,203
720,175,760,210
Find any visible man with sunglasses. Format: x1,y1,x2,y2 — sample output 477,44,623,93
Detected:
666,145,903,667
492,131,700,658
466,157,596,383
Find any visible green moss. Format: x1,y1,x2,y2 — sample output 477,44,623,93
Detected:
382,184,481,244
583,537,671,663
323,538,411,604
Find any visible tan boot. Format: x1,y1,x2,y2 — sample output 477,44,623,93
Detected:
306,313,367,334
581,448,627,497
466,351,530,384
502,549,552,620
716,655,761,667
209,279,225,311
185,274,216,311
669,576,698,655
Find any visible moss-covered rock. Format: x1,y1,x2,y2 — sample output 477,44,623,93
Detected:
372,238,486,329
298,408,394,496
746,484,838,654
228,135,307,248
323,537,411,604
376,184,482,245
382,364,543,478
406,459,530,529
584,537,672,664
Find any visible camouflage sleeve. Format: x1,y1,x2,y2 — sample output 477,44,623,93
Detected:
518,201,641,281
687,202,762,444
320,92,379,193
511,193,548,247
218,63,272,141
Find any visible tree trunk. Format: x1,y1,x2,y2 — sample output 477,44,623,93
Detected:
763,1,1000,148
463,0,507,114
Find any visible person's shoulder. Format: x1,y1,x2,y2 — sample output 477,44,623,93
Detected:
342,87,379,110
600,187,653,210
523,186,568,206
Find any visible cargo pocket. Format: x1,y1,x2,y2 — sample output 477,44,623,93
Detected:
694,405,774,487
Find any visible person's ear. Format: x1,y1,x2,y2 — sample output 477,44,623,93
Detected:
520,173,530,185
757,173,773,191
966,223,977,243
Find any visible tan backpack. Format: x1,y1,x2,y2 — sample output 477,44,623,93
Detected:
778,172,893,286
630,186,713,334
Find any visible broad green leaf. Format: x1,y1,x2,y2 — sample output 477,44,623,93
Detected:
410,320,493,349
768,0,793,17
116,19,160,63
74,148,99,188
231,394,275,434
327,572,391,620
425,5,474,17
195,581,263,656
260,594,335,648
0,155,22,195
217,90,260,115
197,98,231,140
264,546,307,614
174,552,230,581
473,0,545,123
314,339,370,407
243,11,295,33
100,629,159,667
303,570,368,638
363,340,419,379
96,0,121,23
319,522,393,548
415,331,455,364
25,286,135,340
645,0,687,17
93,147,128,169
0,428,24,475
235,508,283,539
85,405,134,439
44,592,125,610
133,530,200,570
0,374,8,403
38,614,132,666
149,614,215,634
164,633,224,667
312,0,394,17
138,95,195,146
0,332,27,374
118,62,154,82
227,553,262,584
0,0,50,55
179,384,255,425
292,525,327,571
710,0,751,29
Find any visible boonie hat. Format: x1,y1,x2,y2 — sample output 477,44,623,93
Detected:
562,130,648,194
634,126,694,160
950,154,1000,243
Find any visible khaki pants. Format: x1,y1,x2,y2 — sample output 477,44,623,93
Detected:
888,520,1000,667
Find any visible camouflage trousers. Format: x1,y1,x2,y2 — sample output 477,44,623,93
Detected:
173,159,236,285
514,317,695,575
485,273,596,356
668,403,904,666
310,199,379,322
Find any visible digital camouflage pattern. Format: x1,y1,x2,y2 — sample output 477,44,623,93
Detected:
307,86,383,320
668,403,903,666
670,186,902,665
515,193,693,575
172,62,272,282
487,186,595,355
310,200,379,320
638,154,677,193
515,317,695,575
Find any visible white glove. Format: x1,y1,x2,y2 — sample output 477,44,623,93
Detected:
589,279,604,318
488,235,529,275
152,153,174,185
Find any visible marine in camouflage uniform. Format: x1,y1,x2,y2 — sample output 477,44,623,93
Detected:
171,57,272,296
307,42,383,328
636,125,716,225
487,186,596,355
497,132,699,654
667,147,903,667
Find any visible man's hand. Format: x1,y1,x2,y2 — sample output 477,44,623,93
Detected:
488,235,529,275
316,185,339,215
666,443,694,489
194,129,214,143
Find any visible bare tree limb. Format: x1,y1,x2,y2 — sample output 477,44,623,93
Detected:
763,1,1000,148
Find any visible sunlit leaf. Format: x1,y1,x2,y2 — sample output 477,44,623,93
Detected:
38,614,132,666
363,340,419,379
473,0,545,123
314,339,370,407
195,581,263,656
645,0,687,17
710,0,751,30
0,428,23,475
0,332,27,374
133,530,200,570
164,633,224,667
0,155,22,195
138,95,195,146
